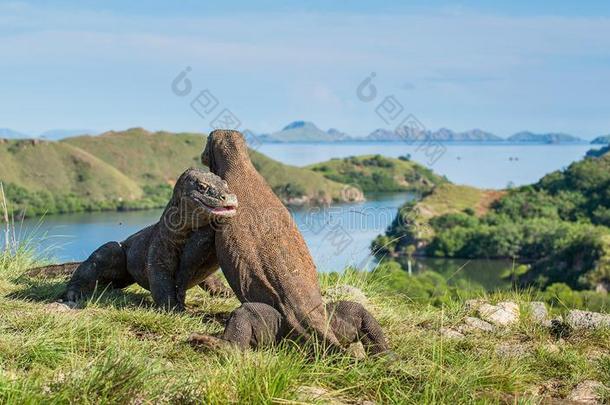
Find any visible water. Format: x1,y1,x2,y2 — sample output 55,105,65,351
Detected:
11,193,410,271
258,142,595,189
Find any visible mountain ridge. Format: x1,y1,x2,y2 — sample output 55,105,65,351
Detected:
1,123,602,143
245,121,590,143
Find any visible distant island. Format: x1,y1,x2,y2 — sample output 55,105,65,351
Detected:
591,134,610,144
506,131,584,144
2,122,608,144
244,121,602,144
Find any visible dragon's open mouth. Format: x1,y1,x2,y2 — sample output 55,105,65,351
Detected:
204,203,237,216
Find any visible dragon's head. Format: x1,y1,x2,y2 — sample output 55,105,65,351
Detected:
201,130,248,173
175,168,238,224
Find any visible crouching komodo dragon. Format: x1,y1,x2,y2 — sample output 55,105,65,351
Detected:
189,301,389,354
42,168,238,310
190,130,390,354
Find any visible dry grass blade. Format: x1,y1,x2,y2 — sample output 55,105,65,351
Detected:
1,182,10,252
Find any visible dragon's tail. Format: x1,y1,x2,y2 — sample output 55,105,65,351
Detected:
27,262,81,278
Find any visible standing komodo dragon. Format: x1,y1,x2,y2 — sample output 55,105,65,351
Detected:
34,168,238,310
190,130,390,354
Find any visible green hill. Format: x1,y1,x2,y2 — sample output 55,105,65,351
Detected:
0,139,142,200
0,129,354,217
376,147,610,292
65,128,349,205
308,154,446,194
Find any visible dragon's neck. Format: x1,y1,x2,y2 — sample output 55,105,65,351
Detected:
157,194,192,243
214,150,255,180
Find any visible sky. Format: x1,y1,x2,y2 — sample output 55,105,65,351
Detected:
1,0,610,138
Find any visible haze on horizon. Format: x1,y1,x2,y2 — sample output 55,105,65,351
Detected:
1,0,610,139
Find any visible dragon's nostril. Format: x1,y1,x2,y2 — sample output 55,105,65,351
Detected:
220,195,226,201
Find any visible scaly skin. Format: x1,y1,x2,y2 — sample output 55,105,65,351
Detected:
200,130,388,352
188,301,390,355
28,250,231,297
51,168,238,310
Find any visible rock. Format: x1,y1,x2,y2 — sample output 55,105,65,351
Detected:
458,316,495,334
440,327,465,339
566,310,610,330
478,301,519,327
465,299,486,312
528,301,548,324
323,285,368,305
567,380,605,404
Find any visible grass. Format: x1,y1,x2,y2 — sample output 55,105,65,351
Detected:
0,246,608,404
413,184,505,220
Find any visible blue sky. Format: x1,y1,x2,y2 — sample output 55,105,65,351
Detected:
1,1,610,138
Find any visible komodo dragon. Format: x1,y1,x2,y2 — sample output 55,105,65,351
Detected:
196,129,390,353
189,301,390,355
37,168,238,310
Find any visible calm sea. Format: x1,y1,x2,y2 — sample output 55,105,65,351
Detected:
258,141,595,189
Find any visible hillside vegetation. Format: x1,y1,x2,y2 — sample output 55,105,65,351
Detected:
0,128,352,217
373,183,505,255
308,154,446,194
377,149,610,293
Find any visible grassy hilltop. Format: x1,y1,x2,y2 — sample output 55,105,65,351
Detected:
0,250,608,403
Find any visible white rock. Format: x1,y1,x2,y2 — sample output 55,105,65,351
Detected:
567,380,605,404
566,310,610,330
478,301,519,327
459,316,495,333
528,301,548,324
465,299,487,312
440,327,465,339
